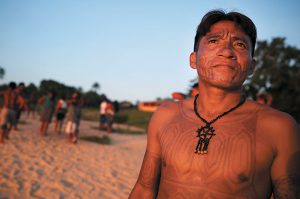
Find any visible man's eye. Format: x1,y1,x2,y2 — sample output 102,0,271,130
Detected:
208,39,218,44
235,42,247,49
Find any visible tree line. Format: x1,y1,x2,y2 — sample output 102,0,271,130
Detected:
244,37,300,122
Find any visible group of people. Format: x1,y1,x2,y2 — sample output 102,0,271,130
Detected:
0,81,117,144
0,82,27,143
38,90,84,144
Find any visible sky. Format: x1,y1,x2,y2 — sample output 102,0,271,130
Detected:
1,0,300,103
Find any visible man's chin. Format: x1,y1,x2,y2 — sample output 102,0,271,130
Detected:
203,79,243,91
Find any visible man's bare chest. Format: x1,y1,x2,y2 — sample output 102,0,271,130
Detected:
158,117,259,192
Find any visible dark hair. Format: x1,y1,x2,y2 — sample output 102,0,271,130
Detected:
194,10,257,56
18,82,25,87
61,93,66,100
192,83,199,89
48,90,56,100
9,82,17,90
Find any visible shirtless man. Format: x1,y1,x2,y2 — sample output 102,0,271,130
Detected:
129,10,300,199
0,82,18,143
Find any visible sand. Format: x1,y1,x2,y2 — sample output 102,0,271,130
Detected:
0,117,146,199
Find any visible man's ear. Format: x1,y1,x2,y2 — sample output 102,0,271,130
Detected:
190,52,197,69
248,58,256,75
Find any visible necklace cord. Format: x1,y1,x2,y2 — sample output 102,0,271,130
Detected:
193,94,246,125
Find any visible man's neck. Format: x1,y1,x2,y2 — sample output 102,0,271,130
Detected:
196,84,242,119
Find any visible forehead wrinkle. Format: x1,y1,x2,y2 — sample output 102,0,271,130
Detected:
205,31,225,38
206,29,244,40
232,35,249,43
205,29,250,44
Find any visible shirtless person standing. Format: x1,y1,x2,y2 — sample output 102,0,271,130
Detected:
0,82,18,143
129,10,300,199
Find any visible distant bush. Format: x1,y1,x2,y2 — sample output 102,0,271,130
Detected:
81,108,153,130
114,109,153,130
79,135,111,145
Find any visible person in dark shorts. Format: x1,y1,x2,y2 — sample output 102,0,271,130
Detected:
99,99,107,131
54,94,67,134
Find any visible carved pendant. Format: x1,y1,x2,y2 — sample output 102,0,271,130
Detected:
195,125,216,154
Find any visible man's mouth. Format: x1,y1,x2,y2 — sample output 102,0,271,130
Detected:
213,64,236,71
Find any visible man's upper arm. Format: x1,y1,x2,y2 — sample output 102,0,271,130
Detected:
129,101,176,199
270,113,300,198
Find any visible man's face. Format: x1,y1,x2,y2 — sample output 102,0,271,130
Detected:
190,20,256,90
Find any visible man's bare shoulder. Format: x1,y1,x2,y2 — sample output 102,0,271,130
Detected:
245,100,295,125
157,100,178,111
148,99,191,134
247,103,300,198
146,100,183,153
151,100,179,122
247,100,300,149
255,103,296,129
155,98,193,117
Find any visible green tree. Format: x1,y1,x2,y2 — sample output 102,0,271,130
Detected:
0,66,5,79
82,91,102,107
39,79,77,98
26,83,38,94
92,82,100,92
245,38,300,121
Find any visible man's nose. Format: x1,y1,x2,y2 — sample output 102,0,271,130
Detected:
217,43,236,59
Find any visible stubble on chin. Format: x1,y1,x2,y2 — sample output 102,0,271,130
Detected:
199,70,240,91
198,65,249,85
198,65,214,81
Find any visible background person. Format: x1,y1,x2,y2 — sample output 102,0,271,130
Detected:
65,92,83,144
105,100,115,134
99,98,108,131
54,94,68,134
0,82,18,143
38,90,56,136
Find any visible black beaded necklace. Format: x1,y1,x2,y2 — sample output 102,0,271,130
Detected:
193,93,246,154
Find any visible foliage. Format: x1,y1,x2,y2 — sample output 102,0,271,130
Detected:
113,128,145,135
114,109,153,130
91,82,100,92
244,37,300,121
39,79,77,98
0,66,4,79
89,125,145,134
81,108,99,121
81,108,152,130
83,91,106,107
26,83,38,94
79,135,111,145
39,80,107,107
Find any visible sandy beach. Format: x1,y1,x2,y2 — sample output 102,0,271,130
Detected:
0,117,146,199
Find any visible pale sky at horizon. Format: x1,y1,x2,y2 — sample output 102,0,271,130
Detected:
1,0,300,103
